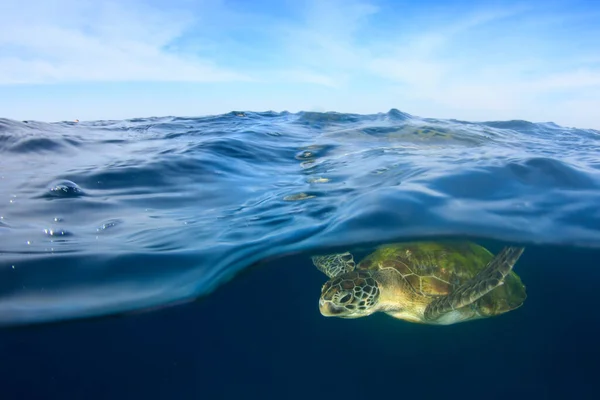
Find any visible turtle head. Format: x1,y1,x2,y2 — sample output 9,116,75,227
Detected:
319,271,380,319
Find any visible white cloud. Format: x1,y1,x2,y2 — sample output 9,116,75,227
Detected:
0,0,249,84
356,6,600,127
0,0,599,128
268,70,345,88
266,0,376,78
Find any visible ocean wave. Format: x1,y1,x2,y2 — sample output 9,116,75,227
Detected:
1,109,599,326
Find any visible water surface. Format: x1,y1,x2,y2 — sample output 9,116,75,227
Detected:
1,109,599,326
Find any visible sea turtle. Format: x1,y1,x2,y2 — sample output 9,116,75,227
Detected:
312,241,526,325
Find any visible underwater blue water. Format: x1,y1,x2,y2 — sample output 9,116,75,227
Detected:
1,109,600,327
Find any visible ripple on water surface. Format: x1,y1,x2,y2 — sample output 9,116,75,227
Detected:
0,110,599,326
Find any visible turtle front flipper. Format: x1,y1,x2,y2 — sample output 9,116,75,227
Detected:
311,252,356,278
423,247,525,321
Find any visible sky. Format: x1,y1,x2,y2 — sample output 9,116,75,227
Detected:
1,0,599,128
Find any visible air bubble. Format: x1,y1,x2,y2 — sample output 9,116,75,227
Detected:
47,180,85,198
96,219,123,233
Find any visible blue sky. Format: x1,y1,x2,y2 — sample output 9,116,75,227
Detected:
1,0,599,128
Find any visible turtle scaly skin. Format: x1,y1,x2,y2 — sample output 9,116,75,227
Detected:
313,241,527,325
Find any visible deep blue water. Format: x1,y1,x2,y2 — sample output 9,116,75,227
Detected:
1,110,600,399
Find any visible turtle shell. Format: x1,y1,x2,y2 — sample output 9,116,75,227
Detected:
357,241,526,313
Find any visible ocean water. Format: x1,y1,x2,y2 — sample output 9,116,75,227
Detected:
1,110,599,399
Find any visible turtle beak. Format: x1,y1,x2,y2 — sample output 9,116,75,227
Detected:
319,299,346,316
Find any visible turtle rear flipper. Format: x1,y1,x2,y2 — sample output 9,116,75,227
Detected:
424,247,525,321
312,252,356,278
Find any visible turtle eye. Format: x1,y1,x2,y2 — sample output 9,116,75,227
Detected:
338,292,353,304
